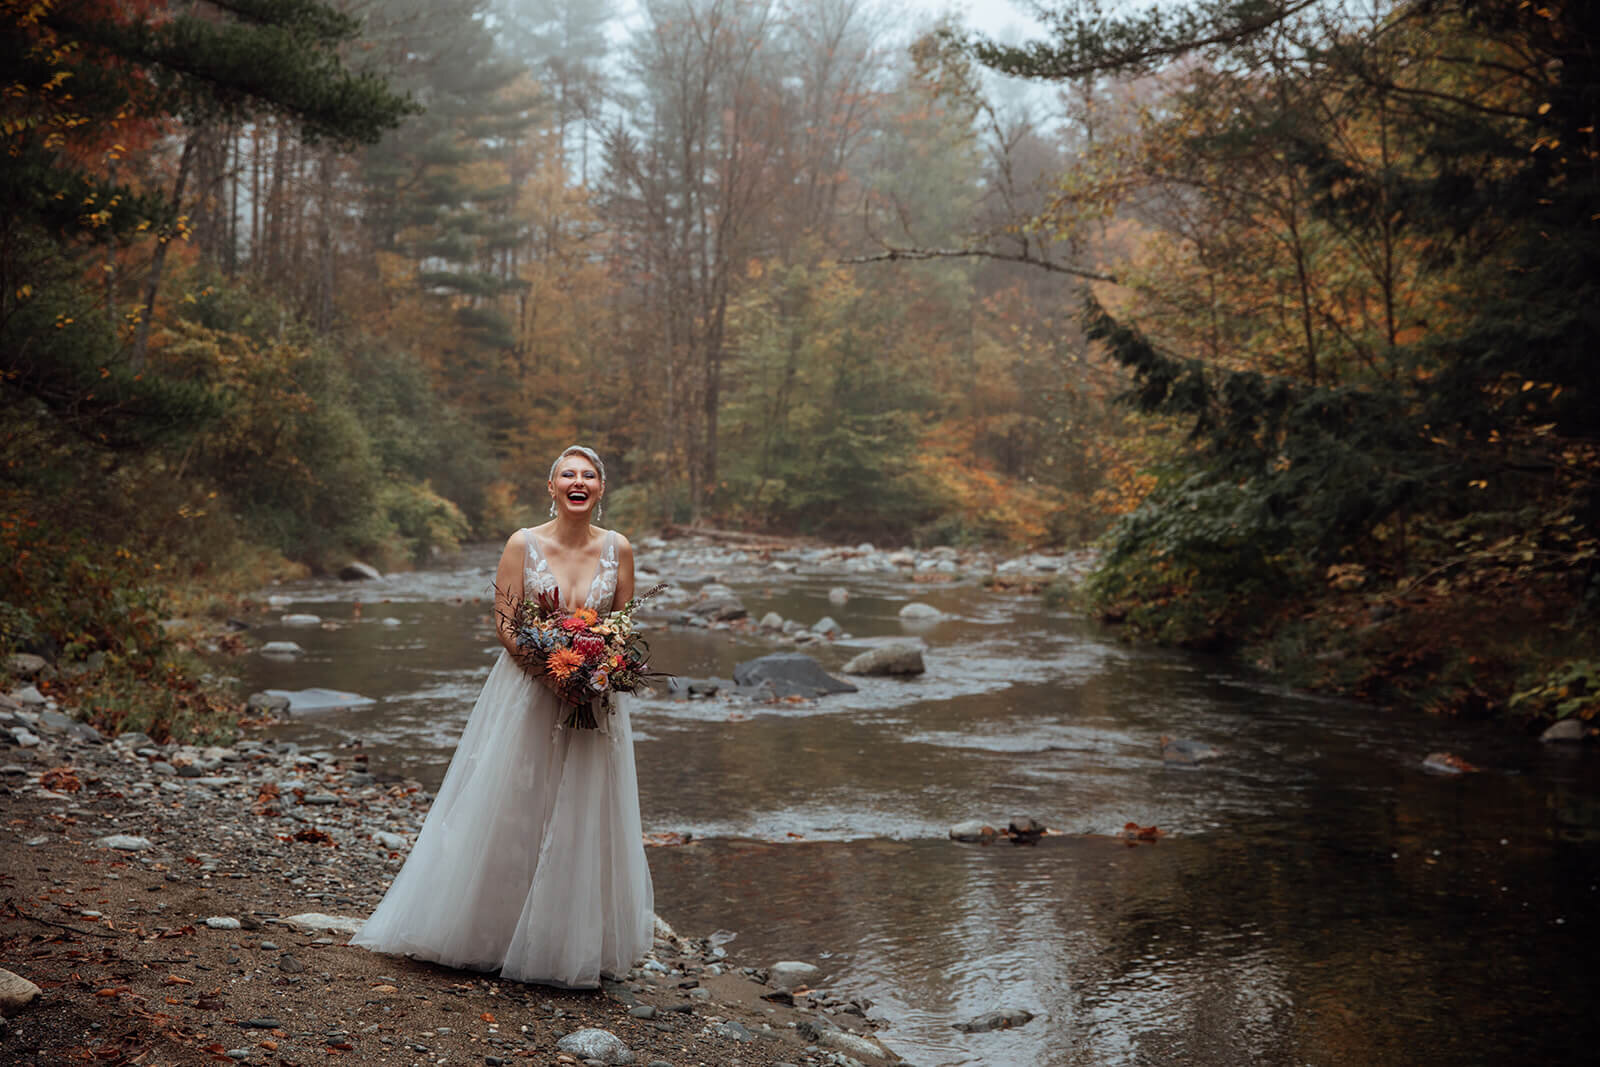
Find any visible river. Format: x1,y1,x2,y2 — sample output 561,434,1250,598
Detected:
226,537,1600,1066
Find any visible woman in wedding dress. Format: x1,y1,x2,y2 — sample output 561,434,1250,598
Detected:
352,445,655,988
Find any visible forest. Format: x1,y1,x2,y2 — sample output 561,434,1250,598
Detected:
2,0,1596,735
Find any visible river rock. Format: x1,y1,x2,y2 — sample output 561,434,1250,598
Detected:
818,1029,890,1060
10,685,46,706
732,654,857,698
1008,817,1045,842
827,586,850,606
555,1028,634,1064
716,1020,753,1042
280,613,322,626
36,709,73,733
1422,751,1480,775
1541,719,1586,743
8,726,39,747
768,960,821,990
812,615,842,637
898,602,942,621
263,688,374,713
203,916,241,930
97,834,152,851
245,692,291,716
758,611,785,630
280,913,367,935
372,831,407,850
259,641,304,658
687,583,748,622
842,642,925,676
954,1008,1035,1032
949,820,997,842
338,561,382,581
0,968,42,1015
4,653,47,679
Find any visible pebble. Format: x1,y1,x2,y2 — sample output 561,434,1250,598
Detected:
95,834,153,851
204,916,242,930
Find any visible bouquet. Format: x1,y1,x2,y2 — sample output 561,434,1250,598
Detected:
498,582,669,729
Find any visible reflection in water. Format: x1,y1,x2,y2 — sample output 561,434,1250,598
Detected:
228,543,1600,1065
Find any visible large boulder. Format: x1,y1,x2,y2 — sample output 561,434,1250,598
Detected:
732,653,857,698
842,642,925,676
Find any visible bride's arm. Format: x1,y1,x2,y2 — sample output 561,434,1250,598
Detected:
492,532,525,656
614,534,635,606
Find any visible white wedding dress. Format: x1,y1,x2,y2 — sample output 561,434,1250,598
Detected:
352,528,655,987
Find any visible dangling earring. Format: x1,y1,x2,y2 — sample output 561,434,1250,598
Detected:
597,499,604,521
549,498,557,518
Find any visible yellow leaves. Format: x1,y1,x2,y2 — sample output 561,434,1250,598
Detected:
1468,479,1488,489
15,283,32,300
1537,102,1552,115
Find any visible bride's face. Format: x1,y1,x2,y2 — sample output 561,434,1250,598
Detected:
549,454,603,520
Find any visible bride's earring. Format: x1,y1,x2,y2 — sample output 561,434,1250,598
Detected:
597,498,604,521
549,498,557,518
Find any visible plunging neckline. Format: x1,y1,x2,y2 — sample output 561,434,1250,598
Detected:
528,530,607,610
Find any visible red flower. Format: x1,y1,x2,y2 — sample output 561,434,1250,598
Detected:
574,635,606,662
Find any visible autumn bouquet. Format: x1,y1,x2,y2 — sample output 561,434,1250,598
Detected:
499,582,669,729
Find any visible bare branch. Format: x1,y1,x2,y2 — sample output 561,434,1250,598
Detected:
836,245,1119,284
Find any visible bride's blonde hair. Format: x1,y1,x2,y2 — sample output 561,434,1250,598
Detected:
549,445,605,485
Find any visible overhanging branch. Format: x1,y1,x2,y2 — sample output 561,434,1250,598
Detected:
836,245,1119,284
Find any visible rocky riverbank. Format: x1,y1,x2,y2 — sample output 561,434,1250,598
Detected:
0,692,902,1067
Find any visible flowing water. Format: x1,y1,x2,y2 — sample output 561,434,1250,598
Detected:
228,540,1600,1066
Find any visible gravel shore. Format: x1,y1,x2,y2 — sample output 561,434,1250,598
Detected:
1,694,900,1067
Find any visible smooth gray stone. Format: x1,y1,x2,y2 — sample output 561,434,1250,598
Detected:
897,602,942,620
96,834,152,851
841,642,925,676
758,611,785,630
338,561,382,581
767,960,820,990
4,653,47,679
1541,719,1586,743
811,615,841,636
10,685,45,706
279,613,321,626
263,688,374,713
731,654,857,699
554,1028,634,1064
258,642,304,658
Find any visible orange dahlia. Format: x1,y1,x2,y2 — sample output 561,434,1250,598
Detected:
546,647,585,680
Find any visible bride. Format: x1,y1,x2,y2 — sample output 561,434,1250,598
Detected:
352,445,655,988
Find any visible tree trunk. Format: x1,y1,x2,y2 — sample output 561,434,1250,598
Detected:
131,133,198,368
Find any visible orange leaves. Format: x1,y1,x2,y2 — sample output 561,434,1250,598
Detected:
40,766,83,792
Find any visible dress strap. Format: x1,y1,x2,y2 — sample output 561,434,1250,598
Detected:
603,529,617,561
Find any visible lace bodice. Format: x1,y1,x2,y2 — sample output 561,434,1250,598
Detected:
523,529,619,613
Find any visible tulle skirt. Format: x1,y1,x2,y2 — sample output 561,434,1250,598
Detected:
352,651,655,987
